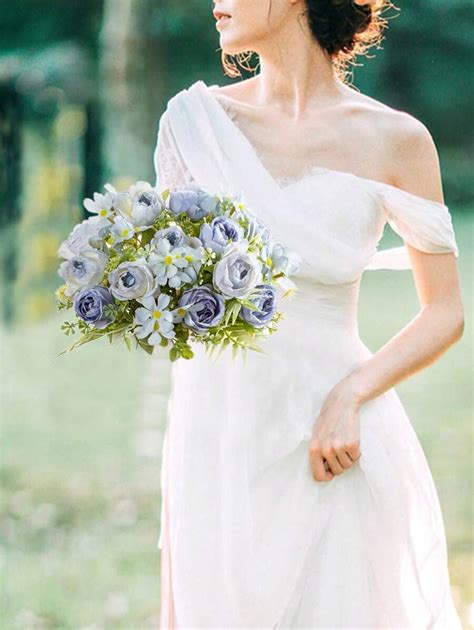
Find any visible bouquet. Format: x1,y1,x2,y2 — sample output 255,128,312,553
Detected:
56,181,301,361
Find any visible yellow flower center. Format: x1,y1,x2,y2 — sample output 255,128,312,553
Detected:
153,310,162,319
100,209,108,217
164,255,173,265
121,229,130,237
177,307,186,316
185,255,193,262
266,257,273,267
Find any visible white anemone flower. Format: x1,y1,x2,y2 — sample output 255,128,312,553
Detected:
134,294,176,345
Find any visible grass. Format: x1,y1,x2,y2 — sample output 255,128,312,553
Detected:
1,211,472,629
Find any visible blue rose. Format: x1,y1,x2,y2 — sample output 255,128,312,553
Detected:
178,283,225,334
73,286,115,329
199,216,243,254
151,225,188,249
169,184,219,220
239,284,276,328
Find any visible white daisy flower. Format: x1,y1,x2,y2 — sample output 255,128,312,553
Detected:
133,294,176,345
147,238,189,287
83,183,117,219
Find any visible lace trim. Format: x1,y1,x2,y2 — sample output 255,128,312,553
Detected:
154,110,195,191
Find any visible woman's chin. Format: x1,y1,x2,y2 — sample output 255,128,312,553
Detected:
220,39,251,56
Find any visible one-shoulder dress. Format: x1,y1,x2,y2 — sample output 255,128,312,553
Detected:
153,80,462,629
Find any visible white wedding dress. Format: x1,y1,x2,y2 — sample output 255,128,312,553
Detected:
152,79,462,629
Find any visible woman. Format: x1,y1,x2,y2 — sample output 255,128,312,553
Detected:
154,1,465,627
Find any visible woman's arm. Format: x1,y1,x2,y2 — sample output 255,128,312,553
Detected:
346,248,464,403
309,117,465,482
348,117,465,400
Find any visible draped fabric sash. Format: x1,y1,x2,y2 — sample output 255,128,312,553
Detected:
166,81,380,284
165,80,459,278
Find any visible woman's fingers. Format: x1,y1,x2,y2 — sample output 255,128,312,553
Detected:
309,441,362,482
324,450,344,476
334,447,354,470
309,444,334,482
346,441,361,462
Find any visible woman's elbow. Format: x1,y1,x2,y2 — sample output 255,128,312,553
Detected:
447,302,465,343
424,299,465,344
453,310,465,341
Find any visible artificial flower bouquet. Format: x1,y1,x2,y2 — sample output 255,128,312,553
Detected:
56,181,301,361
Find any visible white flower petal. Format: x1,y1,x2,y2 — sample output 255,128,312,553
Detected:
134,307,151,325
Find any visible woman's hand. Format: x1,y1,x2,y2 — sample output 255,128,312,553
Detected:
308,378,362,482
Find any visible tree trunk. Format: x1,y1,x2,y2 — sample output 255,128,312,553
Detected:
99,0,167,184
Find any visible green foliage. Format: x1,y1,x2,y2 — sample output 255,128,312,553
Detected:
0,0,102,53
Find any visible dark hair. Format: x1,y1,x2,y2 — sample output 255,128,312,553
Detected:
222,0,397,83
304,0,394,77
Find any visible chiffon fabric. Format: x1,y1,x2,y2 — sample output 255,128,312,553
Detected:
153,79,461,629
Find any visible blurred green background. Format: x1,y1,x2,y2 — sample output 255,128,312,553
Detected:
0,1,473,628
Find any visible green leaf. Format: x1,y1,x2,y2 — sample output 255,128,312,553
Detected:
137,339,155,355
140,228,155,246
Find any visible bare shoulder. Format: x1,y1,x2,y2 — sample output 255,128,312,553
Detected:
208,80,444,201
345,90,443,199
375,104,443,201
345,88,434,151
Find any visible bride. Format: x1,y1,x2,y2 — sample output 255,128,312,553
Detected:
153,1,465,628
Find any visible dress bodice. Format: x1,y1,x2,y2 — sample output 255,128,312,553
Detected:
153,79,459,288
